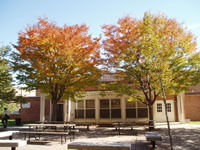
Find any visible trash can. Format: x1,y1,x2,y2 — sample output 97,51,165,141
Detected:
15,118,21,126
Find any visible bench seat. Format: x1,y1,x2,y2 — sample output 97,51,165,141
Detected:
0,140,27,150
0,131,19,140
145,131,162,148
68,142,131,150
19,131,70,143
74,123,92,131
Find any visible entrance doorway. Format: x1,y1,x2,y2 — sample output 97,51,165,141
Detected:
56,104,63,121
154,100,175,122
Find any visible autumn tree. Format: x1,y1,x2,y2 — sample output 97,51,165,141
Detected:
13,18,100,121
0,45,24,112
102,12,200,147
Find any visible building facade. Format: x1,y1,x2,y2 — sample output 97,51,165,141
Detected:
21,90,186,124
19,83,200,123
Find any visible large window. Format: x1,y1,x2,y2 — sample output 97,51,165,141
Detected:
126,100,136,118
100,99,121,118
126,100,148,118
137,102,148,118
75,99,95,119
111,99,121,118
100,99,109,118
86,100,95,118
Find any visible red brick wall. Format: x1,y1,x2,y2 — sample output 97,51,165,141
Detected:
185,95,200,121
188,83,200,92
36,90,41,96
20,97,40,122
156,95,176,100
20,97,51,122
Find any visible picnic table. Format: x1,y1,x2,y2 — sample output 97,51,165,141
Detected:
22,123,78,143
112,121,137,135
113,120,155,134
19,131,71,143
24,123,76,132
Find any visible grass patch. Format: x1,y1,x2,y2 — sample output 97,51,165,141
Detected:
189,121,200,124
0,120,16,126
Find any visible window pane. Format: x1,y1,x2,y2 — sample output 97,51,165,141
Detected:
126,100,136,108
138,108,148,118
137,102,146,107
86,100,95,108
126,109,136,118
86,109,95,118
157,103,162,112
100,109,110,118
166,103,171,112
100,99,109,108
111,99,120,108
77,100,84,109
75,109,84,118
111,109,121,118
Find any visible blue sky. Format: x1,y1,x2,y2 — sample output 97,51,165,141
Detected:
1,0,200,49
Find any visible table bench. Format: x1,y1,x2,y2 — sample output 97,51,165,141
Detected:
145,131,162,148
74,123,92,131
19,131,70,143
0,140,27,150
68,142,131,150
0,131,19,140
113,122,136,135
25,123,76,132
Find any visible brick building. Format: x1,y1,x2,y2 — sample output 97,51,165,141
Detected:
18,75,200,123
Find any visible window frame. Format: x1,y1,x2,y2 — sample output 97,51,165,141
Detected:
75,99,95,119
100,99,121,119
125,100,148,118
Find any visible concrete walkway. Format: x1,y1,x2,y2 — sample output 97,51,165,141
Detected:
0,123,199,150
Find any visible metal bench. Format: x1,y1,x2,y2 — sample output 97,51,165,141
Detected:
0,140,27,150
145,131,162,148
68,142,131,150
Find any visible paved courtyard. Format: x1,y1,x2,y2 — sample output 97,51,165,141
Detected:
0,123,200,150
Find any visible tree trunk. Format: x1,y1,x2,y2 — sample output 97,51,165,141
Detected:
159,74,173,150
52,101,57,121
148,103,154,131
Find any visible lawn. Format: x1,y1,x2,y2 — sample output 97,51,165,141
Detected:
0,119,16,126
189,121,200,124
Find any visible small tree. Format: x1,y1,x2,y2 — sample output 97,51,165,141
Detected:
13,18,101,121
0,45,24,113
103,12,200,149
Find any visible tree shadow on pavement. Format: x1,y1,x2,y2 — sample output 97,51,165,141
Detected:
157,128,200,150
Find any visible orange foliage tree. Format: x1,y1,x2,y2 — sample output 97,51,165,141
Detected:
13,18,100,121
